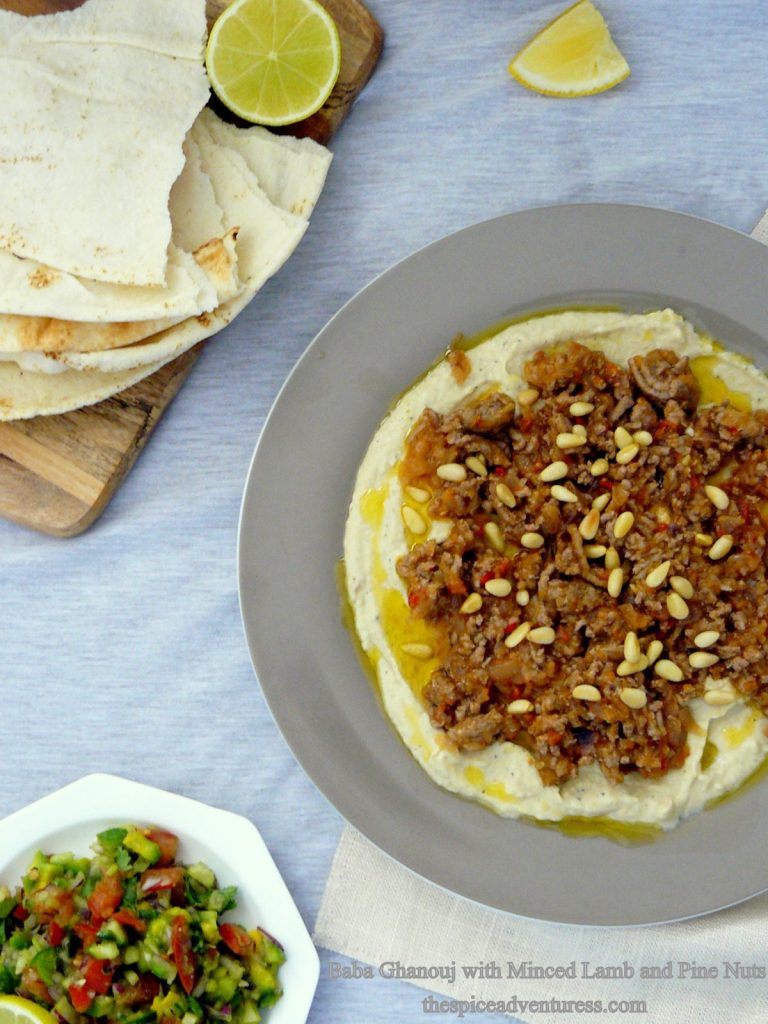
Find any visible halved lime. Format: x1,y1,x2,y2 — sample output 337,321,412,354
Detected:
206,0,342,126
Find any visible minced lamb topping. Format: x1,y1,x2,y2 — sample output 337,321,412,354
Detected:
396,342,768,787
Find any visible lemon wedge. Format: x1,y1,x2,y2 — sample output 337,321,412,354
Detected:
508,0,629,98
0,997,57,1024
206,0,341,126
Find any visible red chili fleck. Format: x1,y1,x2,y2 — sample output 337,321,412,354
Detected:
739,499,751,524
728,425,740,436
547,730,564,746
519,415,534,432
562,454,574,465
503,621,519,635
493,466,506,476
480,571,494,586
654,522,670,533
715,524,727,537
496,558,511,576
407,591,421,608
690,475,700,490
508,685,523,700
599,478,614,490
573,416,586,426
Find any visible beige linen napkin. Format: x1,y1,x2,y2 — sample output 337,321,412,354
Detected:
314,213,768,1024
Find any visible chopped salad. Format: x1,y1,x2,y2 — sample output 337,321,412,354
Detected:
0,827,284,1024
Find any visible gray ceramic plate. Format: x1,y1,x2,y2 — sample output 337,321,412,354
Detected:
238,204,768,926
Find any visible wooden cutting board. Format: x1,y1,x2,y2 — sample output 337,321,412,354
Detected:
0,0,383,537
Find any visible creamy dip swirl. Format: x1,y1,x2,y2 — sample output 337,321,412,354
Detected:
344,309,768,830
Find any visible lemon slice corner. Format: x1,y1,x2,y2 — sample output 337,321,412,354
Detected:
508,0,630,98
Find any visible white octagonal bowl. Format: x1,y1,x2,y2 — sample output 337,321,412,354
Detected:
0,774,319,1024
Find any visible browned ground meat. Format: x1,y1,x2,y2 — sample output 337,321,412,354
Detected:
396,342,768,787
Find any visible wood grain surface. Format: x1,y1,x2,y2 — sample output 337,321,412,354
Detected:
0,0,383,537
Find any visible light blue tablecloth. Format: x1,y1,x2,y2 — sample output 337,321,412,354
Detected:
2,2,767,1021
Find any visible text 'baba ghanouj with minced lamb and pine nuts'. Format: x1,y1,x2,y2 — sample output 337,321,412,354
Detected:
343,309,768,833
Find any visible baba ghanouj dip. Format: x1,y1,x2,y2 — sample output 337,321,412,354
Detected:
343,309,768,834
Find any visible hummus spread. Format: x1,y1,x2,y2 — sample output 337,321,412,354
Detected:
343,309,768,830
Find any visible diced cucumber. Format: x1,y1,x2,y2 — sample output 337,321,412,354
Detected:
186,863,215,889
122,830,161,865
87,940,120,960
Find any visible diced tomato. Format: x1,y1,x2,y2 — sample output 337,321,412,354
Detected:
88,871,123,922
145,829,179,867
139,866,185,898
170,916,196,995
48,921,65,947
73,921,99,949
111,909,146,933
68,981,93,1013
22,968,53,1005
114,974,161,1008
493,466,506,476
219,923,254,958
446,578,467,596
12,905,29,921
654,419,680,439
84,957,114,996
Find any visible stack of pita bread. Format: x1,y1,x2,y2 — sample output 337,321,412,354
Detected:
0,0,332,421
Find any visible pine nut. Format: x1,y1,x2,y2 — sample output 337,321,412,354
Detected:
705,484,729,511
572,684,601,701
592,493,610,511
620,687,648,709
689,652,720,670
569,401,595,416
556,432,587,449
703,689,735,707
495,482,517,508
605,547,620,570
624,631,641,663
590,458,610,476
607,567,624,598
437,462,467,482
666,592,689,620
505,622,531,648
645,560,671,588
484,521,506,552
517,387,539,407
485,578,512,597
646,640,664,666
584,544,607,558
617,656,649,677
521,532,545,549
708,535,734,560
613,511,635,540
401,643,433,659
573,424,587,437
516,589,530,607
539,460,568,482
466,456,488,477
551,484,578,503
579,508,600,540
670,576,694,600
460,593,483,615
507,699,533,714
616,443,640,465
694,630,720,649
655,659,684,682
401,506,427,534
695,532,714,547
614,426,633,449
633,430,653,447
406,485,430,502
528,625,556,645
